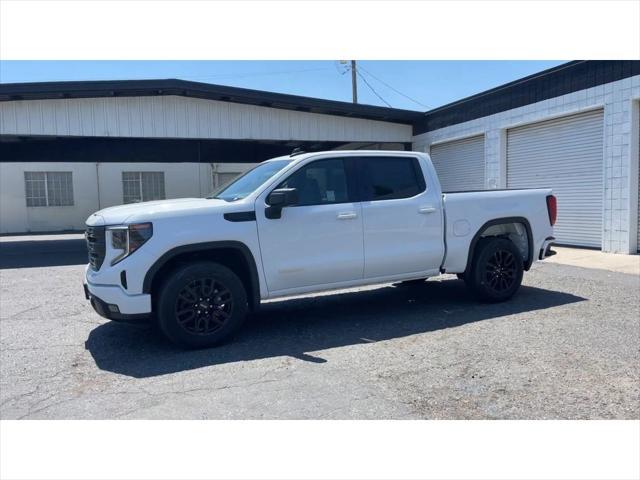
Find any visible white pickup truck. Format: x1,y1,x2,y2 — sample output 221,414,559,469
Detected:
84,150,557,348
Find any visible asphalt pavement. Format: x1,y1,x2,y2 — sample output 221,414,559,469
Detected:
1,235,638,419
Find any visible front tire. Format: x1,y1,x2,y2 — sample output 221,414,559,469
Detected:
467,237,523,302
157,261,248,348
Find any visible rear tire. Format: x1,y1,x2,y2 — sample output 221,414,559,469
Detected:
466,237,523,302
157,261,248,348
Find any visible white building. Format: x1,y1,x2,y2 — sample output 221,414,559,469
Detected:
412,61,640,254
1,61,639,254
0,80,416,233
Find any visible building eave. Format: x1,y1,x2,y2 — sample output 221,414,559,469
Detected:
413,60,640,135
0,78,423,125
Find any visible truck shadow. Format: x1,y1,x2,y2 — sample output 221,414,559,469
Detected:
85,279,586,378
0,237,87,269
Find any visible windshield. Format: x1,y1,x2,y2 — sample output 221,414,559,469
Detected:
208,159,291,202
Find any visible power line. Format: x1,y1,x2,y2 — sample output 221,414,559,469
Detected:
334,61,350,75
355,70,392,107
358,65,429,109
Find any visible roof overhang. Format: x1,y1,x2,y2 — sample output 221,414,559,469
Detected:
0,78,423,125
3,61,637,136
413,60,640,135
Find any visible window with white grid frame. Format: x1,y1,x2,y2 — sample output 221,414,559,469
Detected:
122,171,166,204
24,171,74,207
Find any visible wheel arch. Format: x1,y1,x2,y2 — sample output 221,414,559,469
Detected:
142,241,261,311
464,217,534,274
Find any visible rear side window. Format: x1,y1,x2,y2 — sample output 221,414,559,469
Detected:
362,157,425,201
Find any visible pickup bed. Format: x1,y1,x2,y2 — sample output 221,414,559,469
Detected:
84,150,556,348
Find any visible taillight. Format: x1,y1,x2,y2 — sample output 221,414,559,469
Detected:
546,195,557,226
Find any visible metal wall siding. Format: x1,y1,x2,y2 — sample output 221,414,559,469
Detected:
0,96,411,143
429,135,485,192
637,117,640,252
507,109,604,248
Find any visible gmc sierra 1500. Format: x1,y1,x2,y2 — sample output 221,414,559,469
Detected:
84,150,556,348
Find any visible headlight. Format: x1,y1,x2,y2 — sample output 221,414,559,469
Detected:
109,222,153,265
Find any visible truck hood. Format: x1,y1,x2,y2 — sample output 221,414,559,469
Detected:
86,197,233,226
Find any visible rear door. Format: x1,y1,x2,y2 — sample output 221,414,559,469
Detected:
360,156,444,279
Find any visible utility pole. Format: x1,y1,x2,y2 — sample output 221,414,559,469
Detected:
351,60,358,103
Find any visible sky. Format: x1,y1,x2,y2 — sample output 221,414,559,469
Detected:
0,60,566,111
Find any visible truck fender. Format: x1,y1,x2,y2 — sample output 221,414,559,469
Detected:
463,217,534,273
142,240,261,311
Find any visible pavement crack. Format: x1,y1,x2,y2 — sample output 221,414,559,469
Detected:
0,388,39,409
0,305,42,320
2,344,78,352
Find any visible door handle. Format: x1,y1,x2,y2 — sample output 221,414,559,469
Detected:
418,206,437,214
337,212,358,220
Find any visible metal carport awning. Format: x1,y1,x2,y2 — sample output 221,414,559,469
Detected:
0,136,412,164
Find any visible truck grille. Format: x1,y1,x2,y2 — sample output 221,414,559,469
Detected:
85,226,106,271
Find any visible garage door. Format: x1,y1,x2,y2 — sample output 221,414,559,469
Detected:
429,135,485,192
507,109,604,248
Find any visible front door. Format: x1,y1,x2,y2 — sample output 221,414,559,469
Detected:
256,157,363,294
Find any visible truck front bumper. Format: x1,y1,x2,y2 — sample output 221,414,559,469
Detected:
84,280,152,323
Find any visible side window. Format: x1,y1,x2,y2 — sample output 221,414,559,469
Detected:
363,157,425,201
24,171,74,207
276,158,351,206
122,171,165,204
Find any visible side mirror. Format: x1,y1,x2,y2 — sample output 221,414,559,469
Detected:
267,188,298,206
265,188,298,219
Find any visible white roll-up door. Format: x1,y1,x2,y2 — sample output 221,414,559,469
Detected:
507,109,604,248
429,135,485,192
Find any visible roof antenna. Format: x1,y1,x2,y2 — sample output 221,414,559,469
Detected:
290,147,305,157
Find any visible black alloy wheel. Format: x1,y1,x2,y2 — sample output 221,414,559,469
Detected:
467,237,524,302
157,261,248,348
175,278,233,335
484,248,518,294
